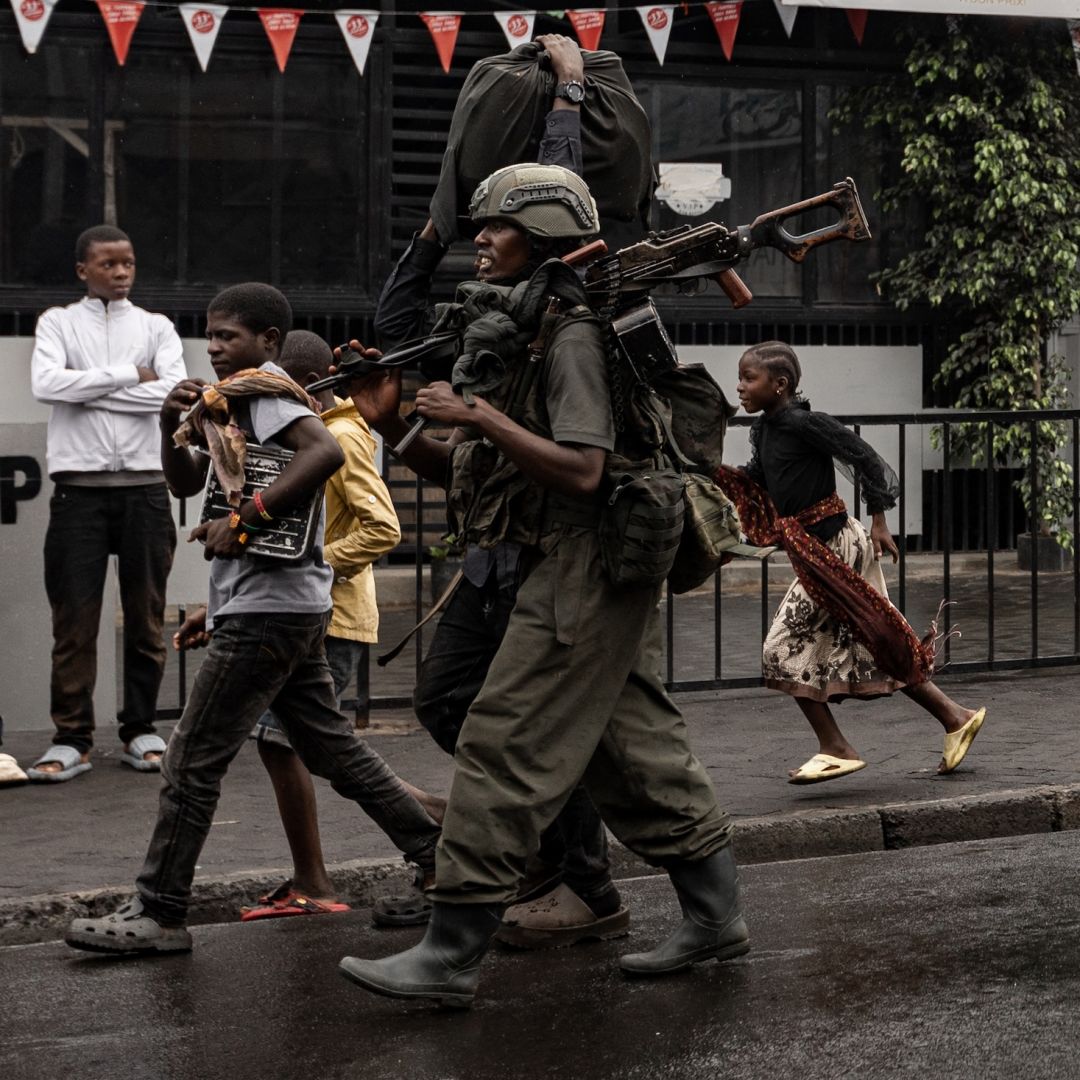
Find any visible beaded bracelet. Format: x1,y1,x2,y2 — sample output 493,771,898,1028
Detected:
227,510,254,544
253,491,273,521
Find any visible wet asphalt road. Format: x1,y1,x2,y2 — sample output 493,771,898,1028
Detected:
4,831,1079,1080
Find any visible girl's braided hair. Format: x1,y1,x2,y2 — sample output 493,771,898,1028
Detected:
741,340,802,395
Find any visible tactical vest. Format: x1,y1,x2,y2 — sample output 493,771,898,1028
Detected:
437,270,604,554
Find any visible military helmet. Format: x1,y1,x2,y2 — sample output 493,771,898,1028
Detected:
468,163,600,240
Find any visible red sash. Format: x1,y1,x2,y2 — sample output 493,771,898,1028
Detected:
714,465,935,688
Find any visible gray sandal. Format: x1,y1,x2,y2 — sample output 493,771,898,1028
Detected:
121,733,167,772
371,866,434,927
27,744,91,783
66,897,193,954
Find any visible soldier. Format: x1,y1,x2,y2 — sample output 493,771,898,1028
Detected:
338,165,749,1008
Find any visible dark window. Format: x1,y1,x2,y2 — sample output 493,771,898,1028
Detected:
0,41,94,285
1,24,372,296
639,80,804,300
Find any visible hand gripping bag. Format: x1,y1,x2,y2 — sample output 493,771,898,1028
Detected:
428,42,654,248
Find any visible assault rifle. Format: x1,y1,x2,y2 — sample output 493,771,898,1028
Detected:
312,177,871,450
584,176,870,313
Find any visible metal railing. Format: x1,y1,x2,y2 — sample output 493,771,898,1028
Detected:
664,408,1080,693
160,407,1080,717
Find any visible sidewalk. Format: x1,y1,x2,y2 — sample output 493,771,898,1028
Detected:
2,663,1077,944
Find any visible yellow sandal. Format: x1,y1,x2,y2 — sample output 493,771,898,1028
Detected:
939,707,987,774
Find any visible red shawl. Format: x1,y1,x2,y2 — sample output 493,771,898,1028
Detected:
714,465,936,688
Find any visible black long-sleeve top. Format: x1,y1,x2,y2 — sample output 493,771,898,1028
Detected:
744,401,899,543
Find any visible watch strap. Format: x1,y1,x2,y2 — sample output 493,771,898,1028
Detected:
555,80,585,103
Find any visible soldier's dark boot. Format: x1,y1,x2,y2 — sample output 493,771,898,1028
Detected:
339,901,503,1008
619,846,749,977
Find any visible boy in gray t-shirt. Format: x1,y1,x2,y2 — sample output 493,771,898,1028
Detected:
65,283,440,955
204,363,335,627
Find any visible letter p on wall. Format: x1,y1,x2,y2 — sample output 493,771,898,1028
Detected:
0,456,42,524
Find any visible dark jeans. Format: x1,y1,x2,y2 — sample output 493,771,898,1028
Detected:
43,483,176,752
253,636,369,747
136,612,439,926
414,572,613,901
328,637,370,722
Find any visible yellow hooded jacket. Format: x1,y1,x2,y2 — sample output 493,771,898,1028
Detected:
321,398,401,643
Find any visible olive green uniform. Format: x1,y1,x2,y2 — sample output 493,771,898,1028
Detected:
432,301,732,905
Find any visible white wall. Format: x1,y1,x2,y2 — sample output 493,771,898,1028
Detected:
0,334,925,733
679,344,925,537
0,336,215,734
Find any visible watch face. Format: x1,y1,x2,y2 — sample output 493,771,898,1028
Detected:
559,81,585,104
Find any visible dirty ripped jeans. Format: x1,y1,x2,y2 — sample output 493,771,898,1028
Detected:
136,612,439,926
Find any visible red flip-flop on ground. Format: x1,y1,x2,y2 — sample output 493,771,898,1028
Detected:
240,889,350,922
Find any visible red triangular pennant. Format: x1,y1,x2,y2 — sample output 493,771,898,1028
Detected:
419,12,461,74
705,1,742,62
846,8,868,46
566,9,605,52
95,1,144,66
258,8,302,73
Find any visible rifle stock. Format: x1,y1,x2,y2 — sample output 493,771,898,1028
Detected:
583,176,872,306
747,177,871,264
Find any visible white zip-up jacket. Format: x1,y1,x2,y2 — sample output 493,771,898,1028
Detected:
31,296,187,477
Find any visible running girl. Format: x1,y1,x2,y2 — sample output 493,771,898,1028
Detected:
718,340,986,785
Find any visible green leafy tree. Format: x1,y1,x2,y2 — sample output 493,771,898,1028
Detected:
836,17,1080,548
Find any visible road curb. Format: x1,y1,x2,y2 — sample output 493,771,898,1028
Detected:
6,784,1080,946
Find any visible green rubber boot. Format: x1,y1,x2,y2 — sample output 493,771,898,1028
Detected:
339,901,503,1008
619,847,749,977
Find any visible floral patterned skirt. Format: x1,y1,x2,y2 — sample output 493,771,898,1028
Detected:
763,518,903,703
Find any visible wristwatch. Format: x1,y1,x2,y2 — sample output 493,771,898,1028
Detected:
554,80,585,105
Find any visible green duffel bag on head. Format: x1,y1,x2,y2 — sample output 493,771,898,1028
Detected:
599,456,685,588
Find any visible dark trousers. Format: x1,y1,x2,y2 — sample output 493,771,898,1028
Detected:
137,612,440,926
413,572,613,901
433,532,730,905
328,637,370,723
43,483,176,752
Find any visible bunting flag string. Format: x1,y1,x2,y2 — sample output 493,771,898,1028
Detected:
9,0,58,53
259,8,302,71
179,3,227,71
494,9,535,49
335,9,378,74
637,5,674,65
772,0,797,37
566,8,604,50
6,0,873,71
420,11,461,72
845,7,867,45
96,0,144,64
705,0,742,61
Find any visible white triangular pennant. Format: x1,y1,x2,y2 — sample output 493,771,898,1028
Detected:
10,0,59,54
772,0,797,38
179,4,227,72
335,10,379,75
636,5,674,65
493,10,536,50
